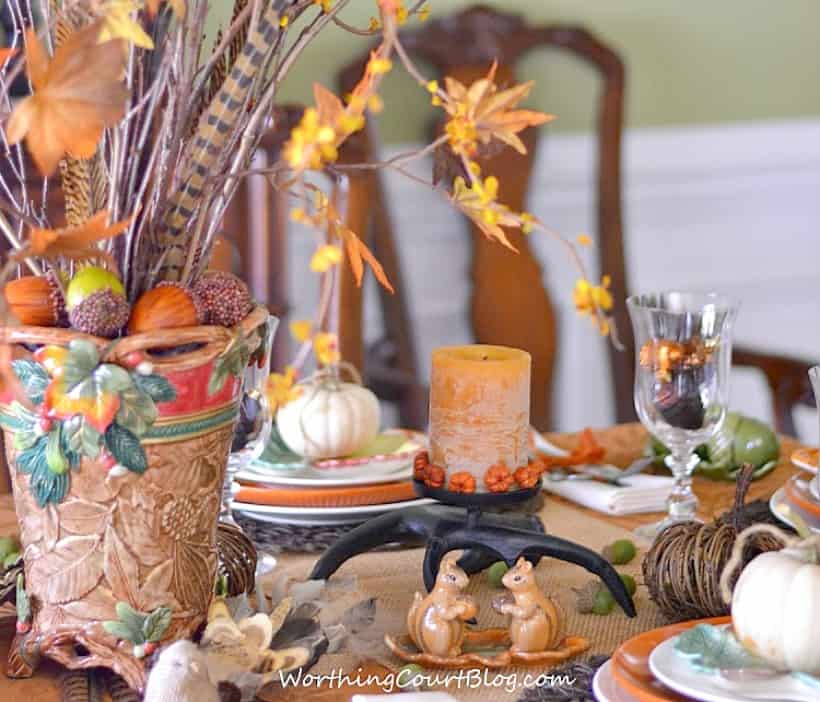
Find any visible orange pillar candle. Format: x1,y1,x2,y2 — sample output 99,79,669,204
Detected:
429,345,531,492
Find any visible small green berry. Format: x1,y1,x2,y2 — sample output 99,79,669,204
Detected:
397,663,425,689
487,561,509,588
0,535,19,562
619,573,637,596
3,552,21,569
592,588,615,615
603,539,637,565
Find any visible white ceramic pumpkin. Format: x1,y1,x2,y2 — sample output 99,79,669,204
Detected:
276,381,380,460
725,529,820,674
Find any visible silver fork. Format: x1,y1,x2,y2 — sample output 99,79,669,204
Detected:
545,456,654,486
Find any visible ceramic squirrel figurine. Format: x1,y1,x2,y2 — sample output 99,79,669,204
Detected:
406,558,478,658
492,557,564,653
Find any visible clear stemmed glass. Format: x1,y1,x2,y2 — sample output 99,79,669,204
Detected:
627,292,738,540
809,366,820,499
220,315,278,526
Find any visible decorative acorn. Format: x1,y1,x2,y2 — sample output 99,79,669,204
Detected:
66,266,130,338
3,270,67,327
127,282,203,334
192,271,252,327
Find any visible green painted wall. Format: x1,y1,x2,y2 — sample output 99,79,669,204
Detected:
209,0,820,141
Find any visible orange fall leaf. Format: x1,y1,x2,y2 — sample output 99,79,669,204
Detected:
5,22,128,176
13,211,132,264
339,225,394,294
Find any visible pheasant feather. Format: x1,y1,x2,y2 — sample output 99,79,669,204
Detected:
157,3,282,279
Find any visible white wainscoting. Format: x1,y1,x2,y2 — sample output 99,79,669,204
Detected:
286,119,820,441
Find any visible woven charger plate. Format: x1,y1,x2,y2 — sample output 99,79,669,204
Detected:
233,480,416,507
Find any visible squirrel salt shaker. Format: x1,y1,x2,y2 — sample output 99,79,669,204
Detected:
406,558,478,658
492,557,564,653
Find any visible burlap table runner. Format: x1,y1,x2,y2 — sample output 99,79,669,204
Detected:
268,499,666,701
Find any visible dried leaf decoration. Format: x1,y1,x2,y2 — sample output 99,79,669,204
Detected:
11,210,131,267
292,192,393,292
450,175,520,251
99,1,155,49
5,22,128,176
439,61,554,158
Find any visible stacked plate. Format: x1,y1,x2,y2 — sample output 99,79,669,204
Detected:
229,429,433,526
769,447,820,533
594,617,820,702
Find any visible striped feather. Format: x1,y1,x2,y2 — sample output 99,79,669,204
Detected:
157,3,282,278
229,0,251,67
55,14,94,227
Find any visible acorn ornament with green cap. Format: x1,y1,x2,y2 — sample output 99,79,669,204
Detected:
65,266,130,338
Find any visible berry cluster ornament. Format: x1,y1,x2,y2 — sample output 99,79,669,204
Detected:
65,266,129,338
192,271,252,327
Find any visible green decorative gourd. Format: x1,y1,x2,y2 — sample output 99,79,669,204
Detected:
648,412,779,481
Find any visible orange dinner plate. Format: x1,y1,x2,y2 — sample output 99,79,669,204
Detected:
611,616,730,702
232,480,416,508
783,474,820,518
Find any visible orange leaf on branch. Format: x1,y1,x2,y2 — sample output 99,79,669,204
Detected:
11,211,132,270
5,22,128,176
438,61,553,159
295,188,394,293
450,175,520,251
0,47,15,65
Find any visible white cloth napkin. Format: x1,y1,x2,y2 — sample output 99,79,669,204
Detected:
543,470,674,516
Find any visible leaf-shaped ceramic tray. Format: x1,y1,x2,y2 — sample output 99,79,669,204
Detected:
240,429,425,488
385,629,589,669
649,623,820,702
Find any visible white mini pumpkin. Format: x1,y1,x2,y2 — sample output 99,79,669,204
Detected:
723,526,820,674
276,381,380,460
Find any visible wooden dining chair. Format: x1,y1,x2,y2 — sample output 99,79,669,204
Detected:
335,5,629,431
331,4,817,436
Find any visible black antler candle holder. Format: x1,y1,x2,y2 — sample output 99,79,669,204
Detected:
310,477,636,617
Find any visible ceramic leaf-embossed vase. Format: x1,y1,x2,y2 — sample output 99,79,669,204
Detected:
0,305,272,691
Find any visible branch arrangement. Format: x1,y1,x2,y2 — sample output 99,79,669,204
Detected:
0,0,618,398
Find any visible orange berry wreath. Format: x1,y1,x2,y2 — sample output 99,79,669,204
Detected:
424,464,446,489
484,463,515,493
513,464,541,489
413,450,430,481
448,471,477,494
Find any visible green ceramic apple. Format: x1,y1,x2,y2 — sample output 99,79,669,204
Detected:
648,412,779,481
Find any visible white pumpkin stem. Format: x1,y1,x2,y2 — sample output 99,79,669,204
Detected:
297,361,363,391
719,523,794,604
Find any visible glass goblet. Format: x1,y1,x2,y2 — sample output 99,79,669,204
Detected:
627,292,738,540
220,315,278,526
809,366,820,499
